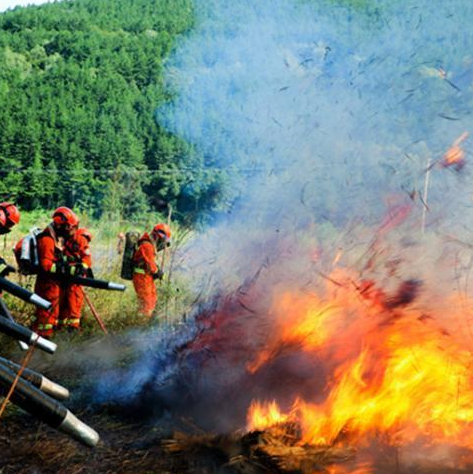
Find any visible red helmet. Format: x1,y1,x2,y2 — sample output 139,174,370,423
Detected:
0,202,20,228
77,228,92,242
52,207,79,227
0,209,6,228
151,223,171,240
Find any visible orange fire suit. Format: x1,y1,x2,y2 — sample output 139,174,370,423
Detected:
32,226,67,338
59,233,92,329
132,233,159,317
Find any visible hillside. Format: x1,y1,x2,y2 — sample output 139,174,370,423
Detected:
0,0,221,222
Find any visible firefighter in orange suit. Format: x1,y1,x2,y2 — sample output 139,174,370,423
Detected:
132,223,171,318
60,228,93,330
32,207,79,338
0,202,20,277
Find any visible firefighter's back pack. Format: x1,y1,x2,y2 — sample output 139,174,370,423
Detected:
120,231,140,280
13,227,42,275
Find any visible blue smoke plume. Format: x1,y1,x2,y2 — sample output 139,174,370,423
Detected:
158,0,473,234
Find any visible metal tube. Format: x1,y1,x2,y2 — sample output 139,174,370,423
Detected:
59,410,100,447
0,276,52,310
28,333,57,354
0,297,30,351
0,364,99,447
29,293,52,309
0,317,57,354
107,282,126,291
0,357,69,400
70,276,126,292
39,376,70,401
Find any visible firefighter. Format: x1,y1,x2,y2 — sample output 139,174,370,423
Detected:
59,228,93,331
132,223,171,318
0,202,20,277
32,207,79,338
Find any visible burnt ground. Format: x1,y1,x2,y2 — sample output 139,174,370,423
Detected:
0,332,197,474
0,405,231,474
0,409,181,474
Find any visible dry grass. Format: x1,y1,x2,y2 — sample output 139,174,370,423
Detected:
162,422,355,474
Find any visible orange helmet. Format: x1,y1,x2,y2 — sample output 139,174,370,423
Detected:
76,228,92,242
151,223,171,241
52,207,79,227
0,202,20,228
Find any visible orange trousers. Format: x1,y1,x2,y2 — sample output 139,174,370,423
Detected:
132,272,157,318
33,277,66,338
59,284,84,329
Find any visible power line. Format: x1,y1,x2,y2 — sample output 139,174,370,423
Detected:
0,166,291,175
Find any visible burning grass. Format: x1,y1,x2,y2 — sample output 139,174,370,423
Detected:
3,208,473,473
163,423,355,473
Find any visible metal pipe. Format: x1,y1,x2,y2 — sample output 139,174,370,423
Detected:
0,357,69,400
0,317,57,354
0,276,51,310
0,297,29,351
0,364,99,447
69,276,126,292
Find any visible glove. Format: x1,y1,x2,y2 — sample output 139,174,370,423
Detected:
0,258,15,278
156,240,171,251
51,256,67,275
153,269,164,280
69,263,87,277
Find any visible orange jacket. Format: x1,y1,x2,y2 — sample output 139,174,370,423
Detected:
132,233,158,275
65,233,92,268
36,225,63,274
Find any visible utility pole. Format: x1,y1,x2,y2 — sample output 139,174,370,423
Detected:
421,154,431,235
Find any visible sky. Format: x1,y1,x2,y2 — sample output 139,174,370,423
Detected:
0,0,56,12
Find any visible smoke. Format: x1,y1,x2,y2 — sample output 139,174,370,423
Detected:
157,0,473,296
94,0,473,463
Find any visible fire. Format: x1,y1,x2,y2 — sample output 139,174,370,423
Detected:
247,269,473,452
246,291,338,373
326,464,373,474
298,335,473,447
440,132,468,170
247,399,291,430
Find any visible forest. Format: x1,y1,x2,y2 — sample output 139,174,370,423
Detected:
0,0,227,223
0,0,389,226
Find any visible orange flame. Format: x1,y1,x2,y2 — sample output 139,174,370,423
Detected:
327,464,373,474
441,132,468,170
247,399,291,430
246,291,338,373
247,269,473,451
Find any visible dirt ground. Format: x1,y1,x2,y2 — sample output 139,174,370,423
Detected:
0,410,188,474
0,334,197,474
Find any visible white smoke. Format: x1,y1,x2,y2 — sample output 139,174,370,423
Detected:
158,0,473,295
